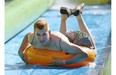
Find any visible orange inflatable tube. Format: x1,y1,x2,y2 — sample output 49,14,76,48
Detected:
24,46,96,67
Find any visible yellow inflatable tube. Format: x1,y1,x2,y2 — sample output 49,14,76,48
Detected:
24,46,96,67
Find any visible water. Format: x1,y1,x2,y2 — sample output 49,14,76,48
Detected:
5,4,111,75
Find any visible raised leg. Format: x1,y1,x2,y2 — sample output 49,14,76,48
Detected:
59,14,68,35
59,7,72,35
73,3,97,53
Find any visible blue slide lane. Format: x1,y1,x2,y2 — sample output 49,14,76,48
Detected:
5,5,111,75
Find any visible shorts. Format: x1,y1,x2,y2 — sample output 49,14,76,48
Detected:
66,30,92,48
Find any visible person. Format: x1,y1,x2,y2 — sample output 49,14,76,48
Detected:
59,3,97,52
18,3,96,66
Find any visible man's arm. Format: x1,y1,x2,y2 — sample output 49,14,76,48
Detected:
18,33,30,63
48,34,88,66
60,35,88,64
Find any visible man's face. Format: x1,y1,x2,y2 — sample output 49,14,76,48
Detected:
35,28,50,45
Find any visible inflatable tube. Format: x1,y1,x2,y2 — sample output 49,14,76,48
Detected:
24,46,96,67
5,0,54,42
76,0,110,5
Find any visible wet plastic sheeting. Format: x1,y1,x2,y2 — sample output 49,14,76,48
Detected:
5,5,111,75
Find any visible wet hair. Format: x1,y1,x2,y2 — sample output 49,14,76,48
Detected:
34,18,49,31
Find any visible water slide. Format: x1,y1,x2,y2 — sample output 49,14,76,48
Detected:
5,0,111,75
5,0,54,43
